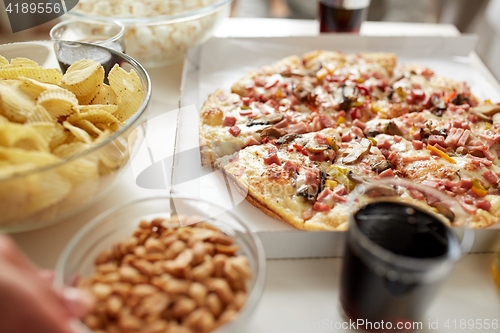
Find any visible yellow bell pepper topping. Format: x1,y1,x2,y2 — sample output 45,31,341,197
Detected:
427,144,455,164
368,138,377,146
485,99,492,105
357,77,365,83
325,180,338,190
338,116,346,124
326,137,338,151
276,87,286,99
327,166,356,191
472,178,488,197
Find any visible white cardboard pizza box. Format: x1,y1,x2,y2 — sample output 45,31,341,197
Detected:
176,35,500,258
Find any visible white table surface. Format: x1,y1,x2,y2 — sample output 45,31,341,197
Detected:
7,19,500,332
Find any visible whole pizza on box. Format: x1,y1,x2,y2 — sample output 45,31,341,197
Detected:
198,50,500,230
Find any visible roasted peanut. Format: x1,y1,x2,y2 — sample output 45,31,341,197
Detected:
165,240,186,260
191,257,214,281
106,296,122,317
206,278,234,304
95,250,112,265
118,314,141,331
144,238,165,253
172,297,197,318
188,282,208,307
205,293,223,317
212,254,227,278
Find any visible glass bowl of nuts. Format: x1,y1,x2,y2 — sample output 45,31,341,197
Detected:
55,196,266,333
66,0,233,68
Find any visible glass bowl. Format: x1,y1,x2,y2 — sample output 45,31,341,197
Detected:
66,0,233,68
0,41,151,232
55,196,266,333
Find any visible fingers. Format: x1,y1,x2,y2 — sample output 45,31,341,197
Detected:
0,233,39,276
62,287,94,319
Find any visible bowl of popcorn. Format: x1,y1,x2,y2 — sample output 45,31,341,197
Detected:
68,0,233,68
0,41,151,232
56,196,266,333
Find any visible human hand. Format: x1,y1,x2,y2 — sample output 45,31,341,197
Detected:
0,234,92,333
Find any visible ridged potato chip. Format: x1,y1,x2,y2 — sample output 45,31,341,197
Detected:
19,77,64,99
49,123,70,151
9,58,39,68
52,142,91,159
77,104,118,114
26,105,55,124
67,109,121,126
0,115,9,124
57,156,99,207
91,84,117,105
0,67,62,84
108,65,143,122
74,119,102,136
59,59,104,99
0,83,38,122
37,89,79,118
0,55,7,67
0,123,50,152
63,121,92,144
0,146,59,166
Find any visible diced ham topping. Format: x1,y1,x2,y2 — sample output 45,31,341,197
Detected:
388,151,398,164
242,97,251,106
229,126,241,137
313,202,331,212
379,169,395,178
352,119,366,130
263,152,280,165
483,170,498,185
330,192,347,203
310,116,322,132
320,115,334,128
467,154,493,166
342,131,352,142
309,153,326,162
458,129,471,146
313,133,329,145
223,116,237,127
460,179,472,189
393,135,402,143
217,94,227,101
351,126,365,139
412,140,424,150
302,209,314,220
239,108,253,116
274,118,289,128
458,198,477,214
445,128,464,148
317,188,332,202
466,114,478,123
333,184,348,196
287,122,308,134
246,137,260,146
476,200,491,212
401,155,430,163
283,161,298,173
428,135,445,147
409,189,425,200
303,167,320,186
377,139,392,150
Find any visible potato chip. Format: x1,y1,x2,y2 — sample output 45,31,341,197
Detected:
63,121,92,144
91,84,117,105
59,59,104,99
67,109,121,125
25,105,55,124
74,119,102,136
77,104,118,114
99,140,127,175
49,123,70,151
0,83,37,122
52,142,91,159
0,67,62,84
0,55,8,67
57,156,99,206
10,58,39,68
0,162,37,178
0,146,59,165
0,115,9,124
37,89,79,118
19,77,64,99
0,122,50,151
108,65,143,122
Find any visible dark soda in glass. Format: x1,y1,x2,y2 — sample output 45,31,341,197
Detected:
319,0,370,33
340,201,459,332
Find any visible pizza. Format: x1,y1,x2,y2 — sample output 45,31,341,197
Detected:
199,50,500,230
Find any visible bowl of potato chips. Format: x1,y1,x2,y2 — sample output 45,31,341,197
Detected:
0,41,151,232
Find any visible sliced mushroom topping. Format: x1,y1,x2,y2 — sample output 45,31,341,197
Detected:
317,171,327,197
469,149,485,158
342,138,372,165
451,93,467,105
280,69,315,77
259,126,286,140
469,104,500,122
431,94,446,109
336,84,359,111
247,113,284,127
365,185,398,197
371,160,395,173
429,106,444,117
455,146,469,156
274,133,301,145
431,202,455,222
347,171,365,184
365,130,381,138
306,142,329,154
292,81,315,102
386,121,403,136
296,184,316,201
